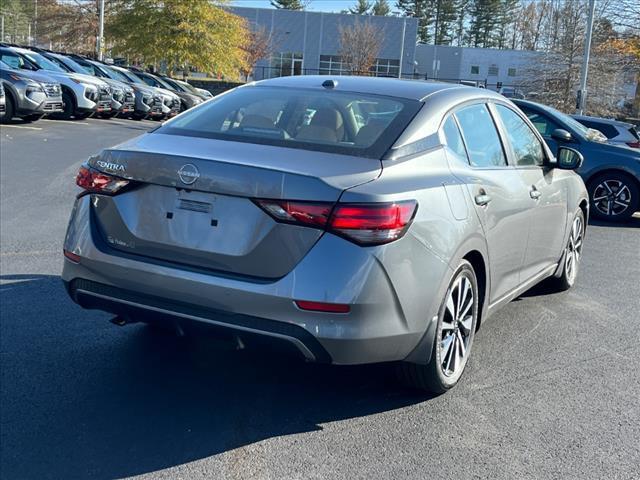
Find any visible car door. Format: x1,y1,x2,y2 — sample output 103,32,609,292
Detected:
442,104,532,303
492,103,568,282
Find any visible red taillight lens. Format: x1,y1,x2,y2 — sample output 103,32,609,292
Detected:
256,199,417,246
329,201,417,245
255,200,332,228
76,165,129,195
63,249,81,263
295,300,350,313
626,141,640,148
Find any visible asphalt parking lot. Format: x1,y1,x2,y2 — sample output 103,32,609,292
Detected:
1,117,639,480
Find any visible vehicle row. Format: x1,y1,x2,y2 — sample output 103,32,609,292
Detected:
0,43,212,124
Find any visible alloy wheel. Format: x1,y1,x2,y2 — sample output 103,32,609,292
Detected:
565,215,583,284
592,179,632,217
440,274,475,377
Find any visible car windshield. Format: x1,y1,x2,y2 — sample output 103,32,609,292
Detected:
102,66,130,82
118,69,146,85
158,86,420,159
21,51,66,73
163,78,189,93
56,56,91,75
177,80,201,95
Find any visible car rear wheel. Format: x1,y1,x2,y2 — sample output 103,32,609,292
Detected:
588,172,639,221
398,260,479,393
548,209,585,292
0,94,14,124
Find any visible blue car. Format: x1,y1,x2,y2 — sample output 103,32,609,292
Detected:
513,99,640,221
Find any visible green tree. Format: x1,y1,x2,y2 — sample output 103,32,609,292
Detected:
107,0,248,78
397,0,436,43
434,0,460,45
372,0,391,16
466,0,502,47
349,0,372,14
270,0,306,10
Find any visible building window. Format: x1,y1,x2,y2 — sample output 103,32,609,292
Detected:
470,65,480,75
508,67,517,77
319,55,349,75
488,64,499,76
270,52,303,78
370,58,400,77
319,56,400,77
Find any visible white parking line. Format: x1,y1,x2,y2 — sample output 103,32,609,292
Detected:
40,119,90,126
0,124,43,131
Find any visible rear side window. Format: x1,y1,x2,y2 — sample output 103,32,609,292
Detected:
578,120,618,139
158,86,421,159
455,104,507,167
495,105,545,167
442,116,468,160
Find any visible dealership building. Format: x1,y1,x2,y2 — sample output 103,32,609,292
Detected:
230,7,419,80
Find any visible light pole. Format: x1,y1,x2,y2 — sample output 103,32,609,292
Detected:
97,0,105,60
576,0,596,114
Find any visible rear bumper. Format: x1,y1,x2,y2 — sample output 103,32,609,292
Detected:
62,195,448,365
65,278,331,362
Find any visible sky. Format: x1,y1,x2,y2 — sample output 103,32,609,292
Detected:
231,0,363,12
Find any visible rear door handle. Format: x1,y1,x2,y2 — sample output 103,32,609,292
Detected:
474,193,492,206
530,188,542,200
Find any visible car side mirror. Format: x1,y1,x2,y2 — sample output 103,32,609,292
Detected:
551,128,572,142
556,147,583,170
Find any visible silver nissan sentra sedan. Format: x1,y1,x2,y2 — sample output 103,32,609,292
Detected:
62,76,588,392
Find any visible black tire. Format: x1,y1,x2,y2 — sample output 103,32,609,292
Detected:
1,94,14,124
131,112,145,121
75,111,93,120
397,260,479,393
547,209,585,292
52,91,74,120
22,113,45,122
588,171,639,221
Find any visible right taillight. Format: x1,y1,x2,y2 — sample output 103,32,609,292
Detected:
329,201,418,245
76,165,130,195
626,141,640,148
255,199,417,246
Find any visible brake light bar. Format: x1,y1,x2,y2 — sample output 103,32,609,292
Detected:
76,164,130,195
255,199,417,246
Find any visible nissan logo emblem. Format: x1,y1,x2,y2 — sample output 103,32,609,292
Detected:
178,164,200,185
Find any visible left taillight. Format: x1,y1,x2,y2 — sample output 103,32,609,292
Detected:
75,165,130,195
254,199,417,246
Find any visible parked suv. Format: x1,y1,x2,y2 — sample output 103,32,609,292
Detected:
513,99,640,221
129,68,202,112
122,67,181,118
0,59,63,122
63,77,588,393
571,115,640,149
37,51,135,118
0,45,110,119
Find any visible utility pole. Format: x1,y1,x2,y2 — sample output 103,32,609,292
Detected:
576,0,596,114
97,0,105,60
34,0,37,46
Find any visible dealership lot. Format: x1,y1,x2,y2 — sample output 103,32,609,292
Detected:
1,119,639,479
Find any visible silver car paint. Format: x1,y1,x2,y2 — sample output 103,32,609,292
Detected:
63,77,588,365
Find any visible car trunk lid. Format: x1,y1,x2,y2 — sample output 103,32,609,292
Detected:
87,133,381,279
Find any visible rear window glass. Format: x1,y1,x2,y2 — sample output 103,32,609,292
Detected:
157,86,421,159
578,120,618,139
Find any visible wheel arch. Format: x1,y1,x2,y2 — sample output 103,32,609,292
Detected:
585,167,640,191
463,250,487,330
60,84,78,110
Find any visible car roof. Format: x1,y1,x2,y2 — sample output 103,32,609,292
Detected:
571,115,633,128
253,75,493,102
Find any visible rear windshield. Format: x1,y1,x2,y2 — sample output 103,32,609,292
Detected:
157,86,421,159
